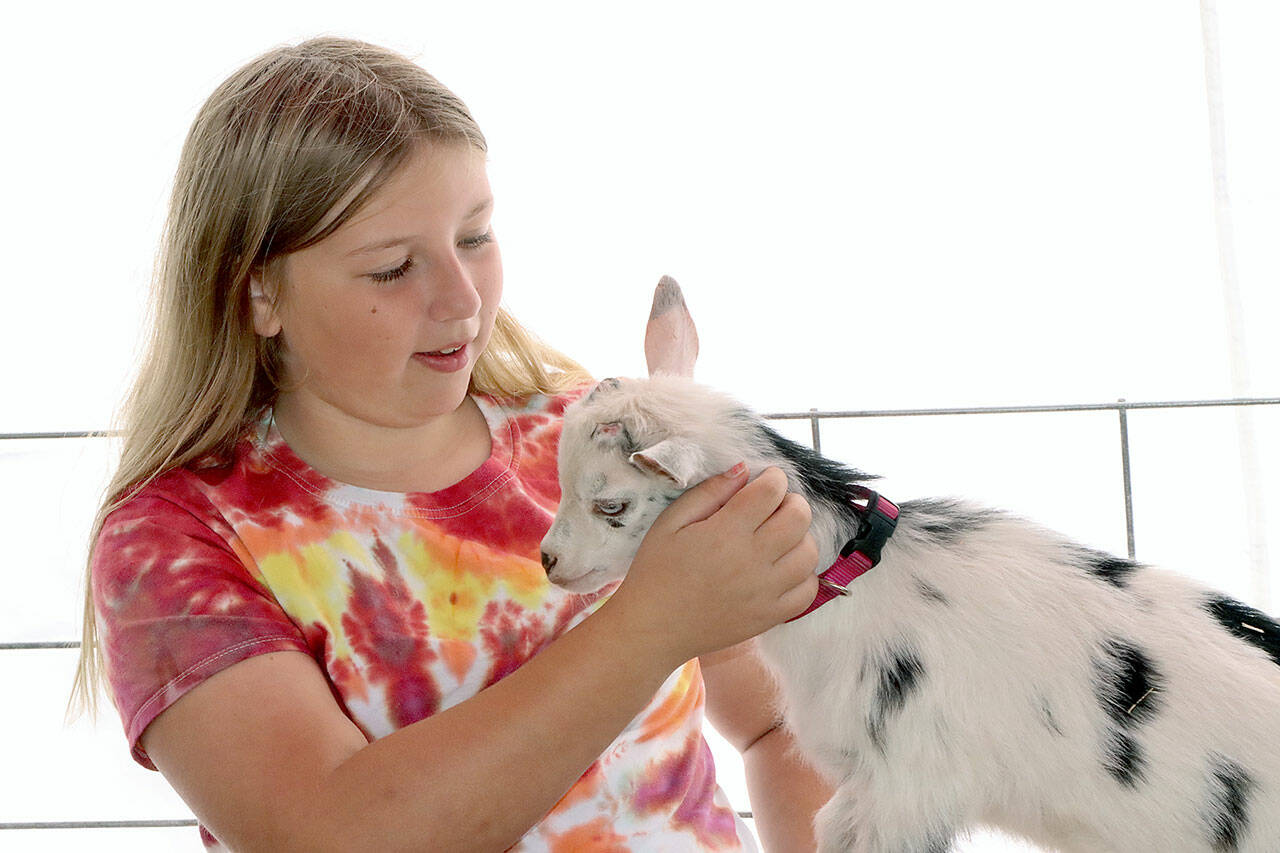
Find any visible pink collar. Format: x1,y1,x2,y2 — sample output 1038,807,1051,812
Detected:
786,487,899,623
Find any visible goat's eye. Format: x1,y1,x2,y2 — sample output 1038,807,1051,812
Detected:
593,500,629,517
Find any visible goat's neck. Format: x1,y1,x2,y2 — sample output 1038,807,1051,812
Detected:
747,455,868,572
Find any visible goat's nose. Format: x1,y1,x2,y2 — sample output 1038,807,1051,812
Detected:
541,551,558,574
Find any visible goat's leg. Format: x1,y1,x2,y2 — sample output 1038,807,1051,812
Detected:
815,780,956,853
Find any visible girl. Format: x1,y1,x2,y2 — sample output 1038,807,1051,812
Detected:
75,37,831,851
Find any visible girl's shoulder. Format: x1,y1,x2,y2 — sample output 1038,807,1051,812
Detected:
477,376,596,418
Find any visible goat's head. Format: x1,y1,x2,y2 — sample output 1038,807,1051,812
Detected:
540,371,747,592
542,275,735,592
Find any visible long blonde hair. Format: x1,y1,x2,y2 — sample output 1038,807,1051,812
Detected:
71,37,590,715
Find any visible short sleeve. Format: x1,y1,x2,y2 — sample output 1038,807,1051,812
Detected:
91,484,310,769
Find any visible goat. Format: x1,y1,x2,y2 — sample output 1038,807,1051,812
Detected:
540,276,1280,852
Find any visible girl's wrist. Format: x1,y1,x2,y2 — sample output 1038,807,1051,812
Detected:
590,589,693,677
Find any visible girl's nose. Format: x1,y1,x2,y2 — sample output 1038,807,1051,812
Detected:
428,259,483,321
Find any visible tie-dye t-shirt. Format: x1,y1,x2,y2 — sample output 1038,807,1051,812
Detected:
91,389,756,851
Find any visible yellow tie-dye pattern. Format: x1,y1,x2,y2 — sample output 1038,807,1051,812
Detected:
327,529,374,568
402,514,549,608
494,551,551,608
257,543,355,660
400,530,492,641
461,540,548,608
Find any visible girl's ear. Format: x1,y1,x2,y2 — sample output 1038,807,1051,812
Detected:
249,273,282,338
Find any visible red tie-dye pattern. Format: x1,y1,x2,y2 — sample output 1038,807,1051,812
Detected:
196,436,335,528
480,598,548,685
92,389,751,851
340,541,441,728
421,490,552,558
306,622,370,707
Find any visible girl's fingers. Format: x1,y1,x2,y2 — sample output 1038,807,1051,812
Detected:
716,466,791,532
771,534,821,596
656,462,750,531
777,569,821,621
753,492,813,552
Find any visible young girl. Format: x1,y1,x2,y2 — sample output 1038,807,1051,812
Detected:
75,37,831,851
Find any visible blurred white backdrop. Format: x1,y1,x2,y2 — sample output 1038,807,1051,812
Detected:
2,1,1276,850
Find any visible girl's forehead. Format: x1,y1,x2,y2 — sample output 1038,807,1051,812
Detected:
323,143,492,250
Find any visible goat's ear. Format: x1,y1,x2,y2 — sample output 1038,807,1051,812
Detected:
592,421,638,454
629,438,704,489
644,275,699,379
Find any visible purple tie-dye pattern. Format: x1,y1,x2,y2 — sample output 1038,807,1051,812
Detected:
634,734,744,848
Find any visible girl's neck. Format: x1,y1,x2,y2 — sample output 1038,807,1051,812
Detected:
270,391,493,494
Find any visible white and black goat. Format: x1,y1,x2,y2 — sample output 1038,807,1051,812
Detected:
540,277,1280,852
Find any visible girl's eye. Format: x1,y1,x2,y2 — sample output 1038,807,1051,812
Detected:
367,232,490,282
593,500,628,517
460,230,495,250
370,257,413,283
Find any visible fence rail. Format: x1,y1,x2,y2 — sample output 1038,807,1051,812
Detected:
3,394,1276,833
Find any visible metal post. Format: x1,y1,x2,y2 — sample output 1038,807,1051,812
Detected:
1117,400,1136,560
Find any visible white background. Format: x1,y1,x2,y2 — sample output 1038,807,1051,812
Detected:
2,1,1277,850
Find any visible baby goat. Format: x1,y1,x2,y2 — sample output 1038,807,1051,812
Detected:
540,277,1280,852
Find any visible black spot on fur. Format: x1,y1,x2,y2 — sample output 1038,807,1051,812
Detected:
619,426,639,456
753,419,877,529
1204,756,1255,852
1038,698,1064,737
1079,548,1142,588
1093,639,1162,787
1103,731,1146,788
1095,639,1162,725
868,645,925,752
898,498,996,545
1205,595,1280,667
923,833,952,853
605,518,625,529
857,654,874,690
914,576,950,605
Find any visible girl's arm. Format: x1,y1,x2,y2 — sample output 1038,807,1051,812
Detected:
142,466,819,853
701,640,835,852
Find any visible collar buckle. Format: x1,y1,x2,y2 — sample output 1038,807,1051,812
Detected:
840,487,900,567
785,486,900,623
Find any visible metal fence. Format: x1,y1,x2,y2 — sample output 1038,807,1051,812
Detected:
2,394,1277,834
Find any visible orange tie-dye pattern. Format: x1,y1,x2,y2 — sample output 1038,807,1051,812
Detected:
546,817,632,853
638,660,705,744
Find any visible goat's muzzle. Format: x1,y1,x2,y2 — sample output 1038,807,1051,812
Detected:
541,551,558,574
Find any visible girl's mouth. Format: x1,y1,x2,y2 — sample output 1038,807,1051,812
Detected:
412,343,469,372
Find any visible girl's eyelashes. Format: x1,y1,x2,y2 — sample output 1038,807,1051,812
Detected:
366,231,493,283
460,229,495,249
370,257,413,283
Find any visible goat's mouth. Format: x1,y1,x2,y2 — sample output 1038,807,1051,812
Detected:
549,567,616,594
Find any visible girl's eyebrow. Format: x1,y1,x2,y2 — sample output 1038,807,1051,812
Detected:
345,198,494,257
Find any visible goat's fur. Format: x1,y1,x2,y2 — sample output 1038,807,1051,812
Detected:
540,280,1280,852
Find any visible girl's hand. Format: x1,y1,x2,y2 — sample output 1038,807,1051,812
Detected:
603,465,820,668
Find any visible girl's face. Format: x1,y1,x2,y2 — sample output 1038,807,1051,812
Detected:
253,141,503,428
